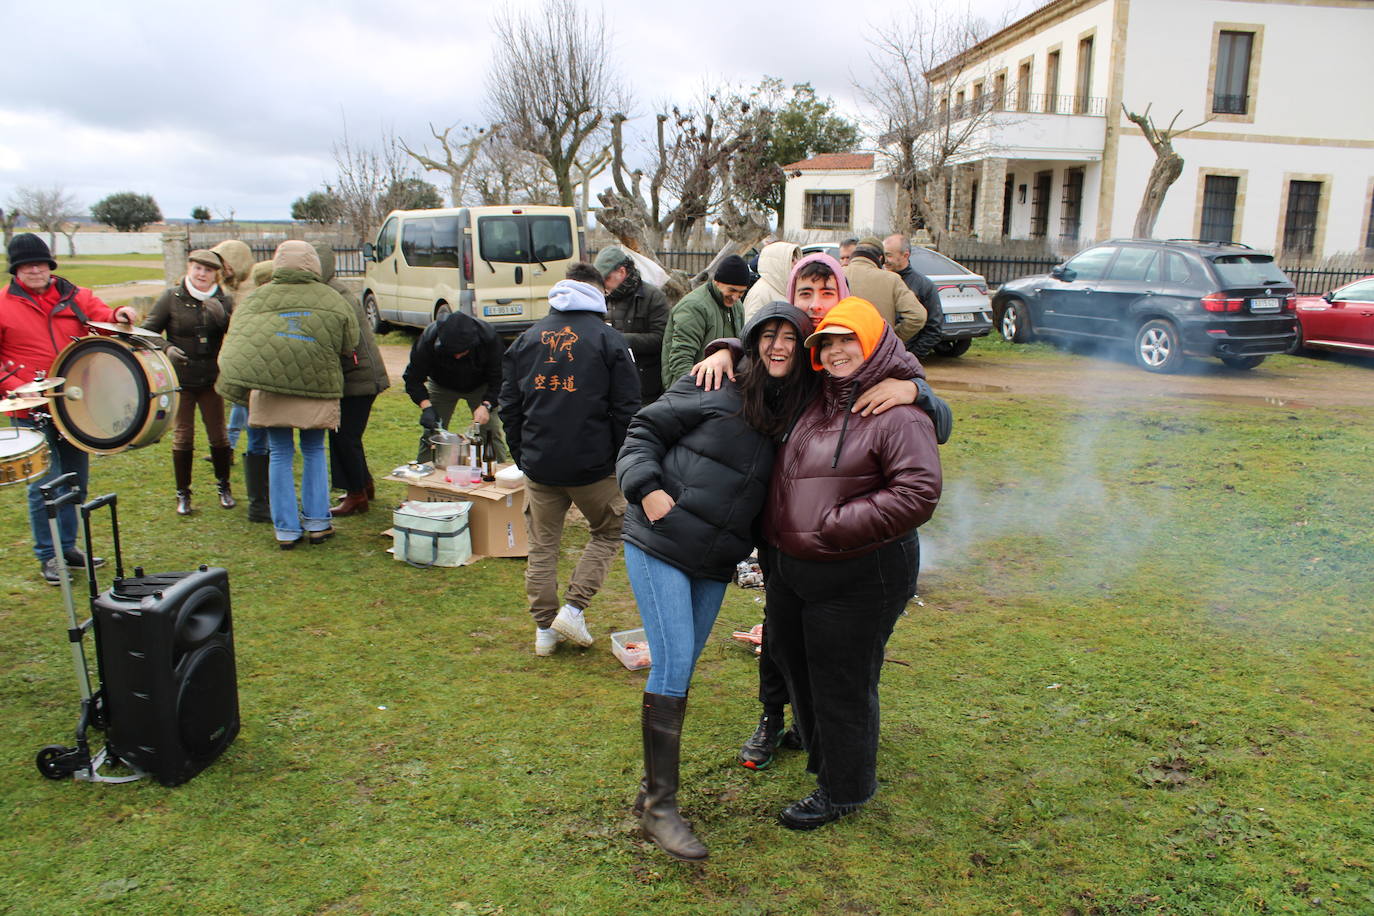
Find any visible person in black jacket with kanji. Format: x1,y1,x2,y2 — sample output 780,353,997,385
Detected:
499,264,640,657
403,311,507,462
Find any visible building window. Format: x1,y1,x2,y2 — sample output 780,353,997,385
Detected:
1060,168,1084,241
1046,50,1061,112
1200,175,1239,243
993,73,1007,110
1030,170,1053,238
804,191,852,230
1016,61,1032,112
1282,180,1322,255
1074,37,1094,114
1213,31,1253,115
1002,174,1015,236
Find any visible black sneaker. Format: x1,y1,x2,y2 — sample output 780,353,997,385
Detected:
739,713,785,770
63,548,105,569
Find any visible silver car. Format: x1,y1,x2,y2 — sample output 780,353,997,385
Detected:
799,243,993,356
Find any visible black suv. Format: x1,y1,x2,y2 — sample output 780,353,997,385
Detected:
993,240,1297,372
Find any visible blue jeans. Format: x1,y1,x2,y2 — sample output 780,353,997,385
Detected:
623,542,729,698
266,427,330,541
227,403,249,450
16,418,89,562
246,426,268,456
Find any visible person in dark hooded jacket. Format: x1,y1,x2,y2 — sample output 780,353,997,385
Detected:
761,296,941,831
403,311,506,462
595,246,669,405
616,301,815,862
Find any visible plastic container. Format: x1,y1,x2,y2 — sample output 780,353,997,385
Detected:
610,628,651,671
445,464,463,483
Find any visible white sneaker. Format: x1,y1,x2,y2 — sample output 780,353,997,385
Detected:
535,626,565,657
551,604,593,647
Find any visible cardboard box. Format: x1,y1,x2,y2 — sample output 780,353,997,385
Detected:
386,466,529,558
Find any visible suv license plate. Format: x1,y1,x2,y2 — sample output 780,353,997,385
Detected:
945,312,975,323
1250,298,1280,312
484,305,523,316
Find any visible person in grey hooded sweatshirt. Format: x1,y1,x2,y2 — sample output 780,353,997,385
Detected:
499,263,641,656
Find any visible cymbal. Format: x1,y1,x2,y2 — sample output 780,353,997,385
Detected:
12,377,64,394
0,396,49,412
87,320,161,339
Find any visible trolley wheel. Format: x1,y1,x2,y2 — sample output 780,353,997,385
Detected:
36,745,74,780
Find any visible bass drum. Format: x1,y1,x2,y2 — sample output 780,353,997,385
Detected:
49,336,180,454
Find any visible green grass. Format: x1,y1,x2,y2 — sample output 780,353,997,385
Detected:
1,374,1371,914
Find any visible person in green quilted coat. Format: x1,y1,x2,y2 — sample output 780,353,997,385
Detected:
217,241,359,548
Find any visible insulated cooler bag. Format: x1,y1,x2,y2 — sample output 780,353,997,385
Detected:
393,500,472,568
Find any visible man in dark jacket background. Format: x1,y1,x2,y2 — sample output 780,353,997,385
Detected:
499,264,640,657
594,245,669,405
403,311,507,462
883,233,944,360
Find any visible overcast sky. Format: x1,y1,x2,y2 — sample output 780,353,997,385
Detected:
2,0,1032,222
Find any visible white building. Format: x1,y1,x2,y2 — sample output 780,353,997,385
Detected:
784,0,1374,260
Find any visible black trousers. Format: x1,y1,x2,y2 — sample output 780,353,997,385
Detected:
763,534,917,807
328,394,377,492
758,531,919,711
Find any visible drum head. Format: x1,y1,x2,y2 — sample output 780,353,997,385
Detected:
0,427,50,487
51,337,173,453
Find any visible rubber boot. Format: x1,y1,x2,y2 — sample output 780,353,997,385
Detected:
243,452,272,524
640,693,708,861
211,446,236,508
173,449,194,516
330,490,369,517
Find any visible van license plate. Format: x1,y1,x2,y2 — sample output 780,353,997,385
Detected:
1249,298,1280,312
484,305,523,316
945,312,974,323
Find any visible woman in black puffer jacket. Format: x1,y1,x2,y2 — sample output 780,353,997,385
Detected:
615,301,814,863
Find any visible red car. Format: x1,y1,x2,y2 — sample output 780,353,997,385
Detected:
1293,276,1374,355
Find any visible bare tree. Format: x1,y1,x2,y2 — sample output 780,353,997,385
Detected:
1122,103,1212,238
0,206,19,247
469,130,559,205
329,124,412,239
571,144,611,213
9,184,81,249
486,0,627,206
597,94,755,258
400,122,491,206
855,3,1003,246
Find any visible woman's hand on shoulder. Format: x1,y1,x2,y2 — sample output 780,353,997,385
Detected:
690,349,736,391
642,489,676,522
852,378,919,416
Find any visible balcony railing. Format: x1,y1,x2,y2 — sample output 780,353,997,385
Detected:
941,91,1107,122
1211,93,1249,115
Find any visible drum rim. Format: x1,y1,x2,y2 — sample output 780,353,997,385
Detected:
51,337,155,452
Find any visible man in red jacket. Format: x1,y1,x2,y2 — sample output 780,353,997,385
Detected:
1,234,138,584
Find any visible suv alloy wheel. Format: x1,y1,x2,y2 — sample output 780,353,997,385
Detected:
1133,319,1184,373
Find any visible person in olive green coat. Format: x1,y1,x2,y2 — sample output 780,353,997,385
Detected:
313,243,390,516
217,241,359,548
142,249,236,516
659,255,751,389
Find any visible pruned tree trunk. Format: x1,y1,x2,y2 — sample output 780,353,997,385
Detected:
1123,103,1211,239
400,123,490,206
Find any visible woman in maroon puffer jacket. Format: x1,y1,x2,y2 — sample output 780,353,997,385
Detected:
761,296,942,830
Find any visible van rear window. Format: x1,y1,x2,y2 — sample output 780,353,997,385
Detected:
1211,255,1291,289
530,217,574,262
478,217,528,263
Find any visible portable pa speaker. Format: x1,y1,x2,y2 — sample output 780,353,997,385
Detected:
92,565,239,786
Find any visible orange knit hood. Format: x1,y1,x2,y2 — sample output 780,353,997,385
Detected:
805,297,888,370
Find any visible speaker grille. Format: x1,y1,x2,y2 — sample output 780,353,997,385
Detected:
177,645,239,762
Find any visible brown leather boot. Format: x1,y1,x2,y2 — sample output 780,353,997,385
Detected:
640,693,708,861
330,490,369,517
173,449,194,515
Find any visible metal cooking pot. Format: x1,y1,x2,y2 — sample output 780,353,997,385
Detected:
428,430,468,468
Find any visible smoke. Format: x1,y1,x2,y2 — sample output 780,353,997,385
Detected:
919,402,1171,594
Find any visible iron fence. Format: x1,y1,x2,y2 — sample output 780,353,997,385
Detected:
247,243,366,277
1282,266,1368,296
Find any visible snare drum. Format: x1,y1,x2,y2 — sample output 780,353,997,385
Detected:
0,427,50,486
48,335,180,454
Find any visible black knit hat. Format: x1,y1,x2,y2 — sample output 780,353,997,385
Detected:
713,254,752,287
7,233,56,274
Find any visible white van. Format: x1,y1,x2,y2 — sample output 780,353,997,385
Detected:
361,205,586,335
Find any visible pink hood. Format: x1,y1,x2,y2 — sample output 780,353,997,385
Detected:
785,252,850,303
